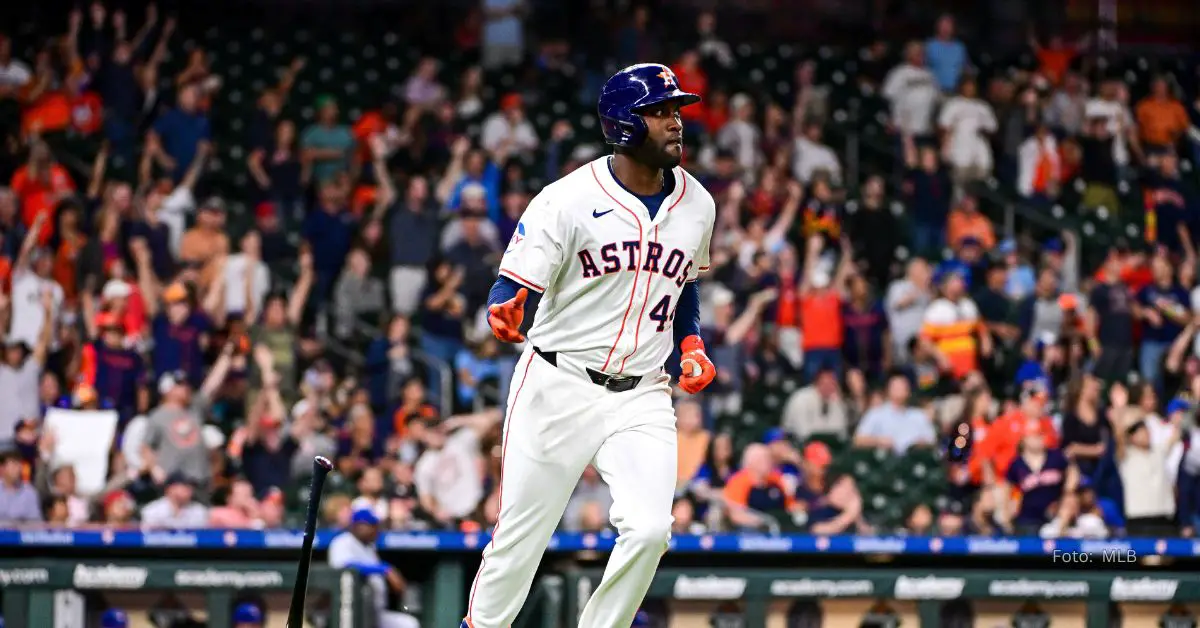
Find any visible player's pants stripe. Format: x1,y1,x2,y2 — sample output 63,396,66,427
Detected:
498,268,545,292
591,162,645,372
618,225,659,373
466,351,535,625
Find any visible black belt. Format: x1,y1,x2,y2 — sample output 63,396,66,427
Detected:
534,346,643,392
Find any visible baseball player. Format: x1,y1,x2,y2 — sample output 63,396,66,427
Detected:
464,63,717,628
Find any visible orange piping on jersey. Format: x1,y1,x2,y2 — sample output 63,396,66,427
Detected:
467,351,535,624
619,226,659,374
498,268,546,292
591,162,645,372
665,170,688,213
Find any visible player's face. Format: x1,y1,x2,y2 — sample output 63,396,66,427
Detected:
635,100,684,169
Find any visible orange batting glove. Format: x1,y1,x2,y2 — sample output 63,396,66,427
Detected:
678,335,716,394
488,287,528,343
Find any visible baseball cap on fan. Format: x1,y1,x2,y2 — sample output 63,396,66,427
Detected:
158,370,190,395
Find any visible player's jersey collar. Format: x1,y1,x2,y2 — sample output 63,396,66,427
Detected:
589,156,687,227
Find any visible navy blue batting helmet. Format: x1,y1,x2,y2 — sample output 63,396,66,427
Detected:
598,63,701,147
100,609,128,628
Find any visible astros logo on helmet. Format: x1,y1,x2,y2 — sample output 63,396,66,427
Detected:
597,63,701,148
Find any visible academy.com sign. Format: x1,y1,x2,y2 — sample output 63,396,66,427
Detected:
73,565,148,589
988,579,1090,598
1110,577,1178,601
174,569,285,588
770,578,875,597
893,575,966,600
673,575,747,599
0,568,50,586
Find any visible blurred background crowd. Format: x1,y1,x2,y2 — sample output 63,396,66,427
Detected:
1,0,1200,547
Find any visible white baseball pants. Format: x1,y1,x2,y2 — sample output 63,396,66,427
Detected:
466,346,678,628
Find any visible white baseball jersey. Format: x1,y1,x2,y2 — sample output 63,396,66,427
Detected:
498,156,715,376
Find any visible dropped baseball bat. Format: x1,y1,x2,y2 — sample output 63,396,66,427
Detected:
286,455,334,628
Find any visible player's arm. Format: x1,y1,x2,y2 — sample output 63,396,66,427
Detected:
488,197,564,343
678,207,717,394
487,276,541,343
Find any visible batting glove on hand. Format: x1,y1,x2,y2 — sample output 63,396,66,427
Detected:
678,335,716,394
488,287,528,343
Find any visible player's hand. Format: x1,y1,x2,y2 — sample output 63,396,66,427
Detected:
678,335,716,395
488,288,527,343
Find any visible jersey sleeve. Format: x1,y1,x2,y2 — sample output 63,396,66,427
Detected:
687,192,715,282
497,195,565,293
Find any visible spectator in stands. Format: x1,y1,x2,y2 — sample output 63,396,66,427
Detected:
901,135,952,255
924,15,967,93
1148,153,1193,259
352,466,389,522
178,192,227,292
208,477,265,528
141,341,235,491
717,93,760,175
141,472,209,528
938,76,996,194
563,465,613,532
1039,479,1110,539
0,34,31,95
101,488,136,527
1084,79,1140,178
481,0,527,69
453,337,501,409
845,176,899,290
333,248,386,342
1060,374,1108,478
0,287,53,443
44,464,89,526
1136,255,1190,391
1136,76,1189,154
480,93,538,162
792,121,840,186
1046,73,1088,137
782,366,848,441
148,82,211,182
1113,403,1180,536
1017,122,1061,206
794,442,867,535
0,447,40,523
1078,112,1120,213
999,420,1076,534
723,443,801,531
798,236,853,379
1088,249,1136,382
303,179,356,299
921,267,991,381
413,410,498,528
690,431,735,502
883,41,939,142
853,373,936,454
301,96,355,184
885,259,933,366
401,57,446,110
10,145,72,245
389,176,440,316
841,274,890,380
239,352,302,498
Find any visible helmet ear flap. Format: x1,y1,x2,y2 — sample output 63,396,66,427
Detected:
599,111,648,147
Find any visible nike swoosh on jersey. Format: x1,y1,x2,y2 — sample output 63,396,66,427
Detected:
592,208,615,218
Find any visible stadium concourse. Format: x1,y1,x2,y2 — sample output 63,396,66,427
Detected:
4,0,1200,623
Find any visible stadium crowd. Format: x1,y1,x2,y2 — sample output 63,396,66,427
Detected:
1,1,1200,552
